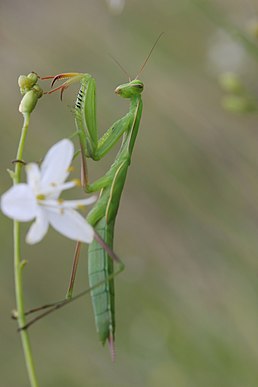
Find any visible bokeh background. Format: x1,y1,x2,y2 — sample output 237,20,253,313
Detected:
2,0,258,386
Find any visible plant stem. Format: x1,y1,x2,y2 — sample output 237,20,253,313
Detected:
13,112,39,387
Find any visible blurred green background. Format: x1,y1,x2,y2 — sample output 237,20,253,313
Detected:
2,0,258,386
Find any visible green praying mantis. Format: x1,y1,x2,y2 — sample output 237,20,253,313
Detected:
20,34,163,358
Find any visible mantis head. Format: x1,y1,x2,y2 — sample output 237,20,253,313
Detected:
115,79,144,98
113,33,163,99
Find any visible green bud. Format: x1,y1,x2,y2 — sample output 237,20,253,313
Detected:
27,72,38,84
18,75,28,94
18,72,39,95
218,72,243,94
222,95,257,113
19,86,43,114
33,84,43,97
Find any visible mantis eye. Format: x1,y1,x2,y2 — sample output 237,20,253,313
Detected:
133,83,144,91
134,84,143,88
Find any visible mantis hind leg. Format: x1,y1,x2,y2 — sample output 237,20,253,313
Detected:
18,233,124,333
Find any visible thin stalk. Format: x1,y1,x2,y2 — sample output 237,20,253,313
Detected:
13,112,39,387
66,241,82,299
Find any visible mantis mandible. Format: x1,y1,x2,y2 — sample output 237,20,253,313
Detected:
21,34,163,358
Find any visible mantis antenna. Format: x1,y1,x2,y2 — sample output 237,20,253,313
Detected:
135,32,164,79
109,32,164,81
109,54,131,81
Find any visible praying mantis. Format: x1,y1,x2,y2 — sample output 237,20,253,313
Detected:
53,71,144,356
21,34,163,358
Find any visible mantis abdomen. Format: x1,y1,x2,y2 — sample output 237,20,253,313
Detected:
87,159,130,346
88,217,115,345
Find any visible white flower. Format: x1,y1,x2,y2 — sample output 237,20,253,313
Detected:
1,139,95,244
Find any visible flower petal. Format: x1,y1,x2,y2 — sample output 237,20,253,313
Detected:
40,139,74,189
40,180,78,197
42,196,96,209
1,184,37,221
26,207,49,244
46,207,94,243
59,196,97,208
26,163,41,193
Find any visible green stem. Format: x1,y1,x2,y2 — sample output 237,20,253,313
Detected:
13,112,39,387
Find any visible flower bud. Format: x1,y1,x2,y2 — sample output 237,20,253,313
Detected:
27,72,38,84
218,72,243,94
19,86,43,114
18,72,39,95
